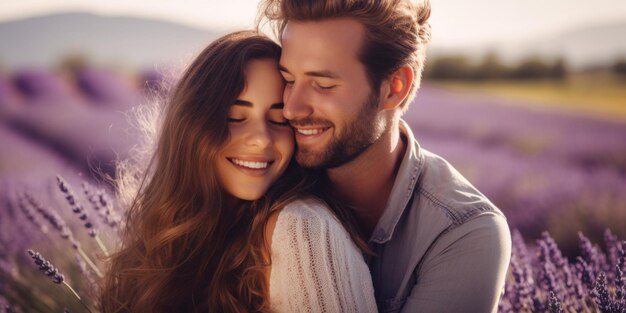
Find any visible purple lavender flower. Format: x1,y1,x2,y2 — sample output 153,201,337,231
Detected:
54,177,110,272
578,232,609,279
540,233,584,310
605,229,620,279
541,260,561,299
56,176,97,237
23,192,80,249
537,232,571,301
23,250,95,313
4,303,17,313
497,229,626,312
614,265,625,313
532,297,543,312
617,240,626,271
547,291,564,313
592,271,611,311
81,182,121,229
16,193,48,234
26,249,64,284
575,256,595,292
541,232,568,268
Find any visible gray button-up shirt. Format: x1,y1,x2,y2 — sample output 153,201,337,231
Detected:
366,121,511,313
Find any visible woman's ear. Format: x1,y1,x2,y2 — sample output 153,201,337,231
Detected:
380,65,414,111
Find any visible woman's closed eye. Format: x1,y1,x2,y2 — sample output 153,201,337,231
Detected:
268,109,289,126
227,116,289,126
227,117,245,123
269,119,290,126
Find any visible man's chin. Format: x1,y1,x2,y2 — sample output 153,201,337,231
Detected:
295,150,328,169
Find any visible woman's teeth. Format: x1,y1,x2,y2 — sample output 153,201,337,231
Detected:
231,159,269,169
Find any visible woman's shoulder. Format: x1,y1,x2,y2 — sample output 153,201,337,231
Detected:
281,197,336,219
264,197,341,249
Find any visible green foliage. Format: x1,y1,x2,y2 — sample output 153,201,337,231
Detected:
424,55,475,80
612,59,626,76
58,53,90,73
425,53,569,81
475,52,510,80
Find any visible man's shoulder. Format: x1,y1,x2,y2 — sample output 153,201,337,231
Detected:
412,147,505,227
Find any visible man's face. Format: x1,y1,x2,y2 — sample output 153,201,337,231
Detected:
279,18,385,169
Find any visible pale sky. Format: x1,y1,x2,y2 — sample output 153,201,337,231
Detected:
2,0,626,48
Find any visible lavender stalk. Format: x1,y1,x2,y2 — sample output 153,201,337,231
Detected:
81,182,122,229
16,193,48,234
24,192,103,278
57,176,110,258
26,250,94,313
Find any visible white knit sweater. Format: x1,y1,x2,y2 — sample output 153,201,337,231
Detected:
269,198,378,313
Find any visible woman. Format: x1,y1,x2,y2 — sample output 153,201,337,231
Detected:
100,31,377,312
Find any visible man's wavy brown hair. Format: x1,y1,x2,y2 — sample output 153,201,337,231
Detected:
98,30,367,312
258,0,432,111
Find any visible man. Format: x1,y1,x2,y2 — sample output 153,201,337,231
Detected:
259,0,511,312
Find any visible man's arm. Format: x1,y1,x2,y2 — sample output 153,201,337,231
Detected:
401,212,511,313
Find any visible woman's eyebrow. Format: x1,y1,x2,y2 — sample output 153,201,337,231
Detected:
234,101,283,109
234,99,252,107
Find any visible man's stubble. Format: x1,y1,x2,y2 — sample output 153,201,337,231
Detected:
295,91,385,169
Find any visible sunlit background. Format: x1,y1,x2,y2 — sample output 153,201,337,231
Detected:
1,1,625,312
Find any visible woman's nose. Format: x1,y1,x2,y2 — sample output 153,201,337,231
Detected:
244,122,272,149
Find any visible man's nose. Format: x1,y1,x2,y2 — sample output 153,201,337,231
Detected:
283,84,313,121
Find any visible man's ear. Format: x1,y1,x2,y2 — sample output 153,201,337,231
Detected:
380,65,414,111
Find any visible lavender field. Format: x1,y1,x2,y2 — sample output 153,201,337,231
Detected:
0,68,624,312
409,86,626,255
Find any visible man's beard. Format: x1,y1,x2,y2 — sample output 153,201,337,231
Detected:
295,92,385,169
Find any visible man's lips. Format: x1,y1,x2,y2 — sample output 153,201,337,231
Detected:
292,126,331,145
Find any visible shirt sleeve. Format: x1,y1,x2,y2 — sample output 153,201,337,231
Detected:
401,213,511,313
269,199,378,313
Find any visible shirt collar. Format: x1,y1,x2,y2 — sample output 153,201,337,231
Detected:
369,120,424,243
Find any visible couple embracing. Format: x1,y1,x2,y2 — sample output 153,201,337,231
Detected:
100,0,511,312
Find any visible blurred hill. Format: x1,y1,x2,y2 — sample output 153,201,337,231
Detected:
430,21,626,70
504,21,626,69
0,12,220,70
1,12,625,70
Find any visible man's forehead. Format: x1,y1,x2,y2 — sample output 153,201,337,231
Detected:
280,18,364,69
282,18,364,41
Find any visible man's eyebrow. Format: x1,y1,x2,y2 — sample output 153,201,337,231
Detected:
270,102,284,109
278,65,340,79
305,70,340,79
233,100,252,107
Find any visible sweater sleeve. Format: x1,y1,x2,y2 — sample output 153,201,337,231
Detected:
269,198,378,313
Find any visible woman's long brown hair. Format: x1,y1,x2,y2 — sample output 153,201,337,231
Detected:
100,30,370,313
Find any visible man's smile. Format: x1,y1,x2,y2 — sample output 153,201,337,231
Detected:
294,127,330,136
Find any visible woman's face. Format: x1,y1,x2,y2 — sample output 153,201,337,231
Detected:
215,58,294,201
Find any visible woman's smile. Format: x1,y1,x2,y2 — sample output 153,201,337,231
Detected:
228,156,275,176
